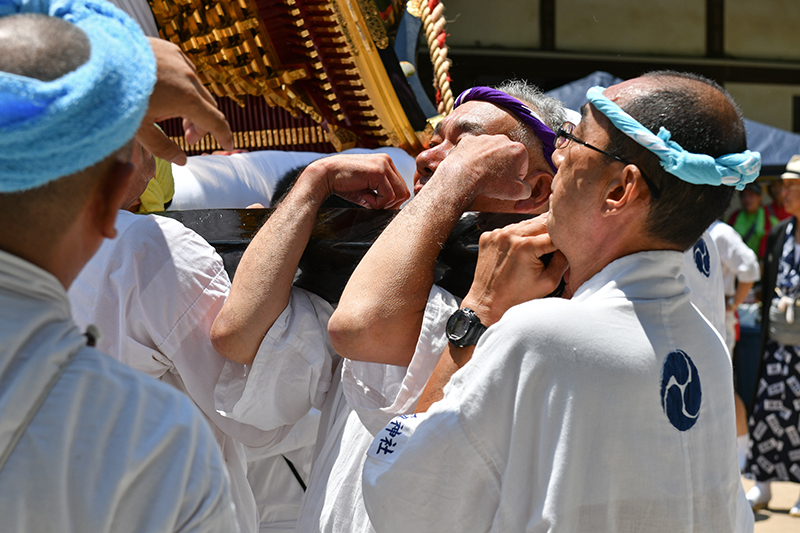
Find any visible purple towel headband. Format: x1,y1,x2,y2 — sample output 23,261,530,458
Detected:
454,86,557,171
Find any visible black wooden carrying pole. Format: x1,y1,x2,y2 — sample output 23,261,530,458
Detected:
160,208,537,303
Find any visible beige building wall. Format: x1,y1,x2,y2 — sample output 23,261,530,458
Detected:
443,0,706,54
442,0,541,48
439,0,800,131
726,0,800,60
442,0,800,59
556,0,704,55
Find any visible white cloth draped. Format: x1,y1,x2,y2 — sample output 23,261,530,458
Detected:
170,147,417,211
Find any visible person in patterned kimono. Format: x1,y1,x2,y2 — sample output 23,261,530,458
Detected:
745,159,800,517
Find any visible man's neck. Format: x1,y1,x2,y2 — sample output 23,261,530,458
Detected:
565,232,682,295
0,219,100,290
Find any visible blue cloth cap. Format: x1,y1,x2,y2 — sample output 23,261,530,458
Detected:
0,0,156,192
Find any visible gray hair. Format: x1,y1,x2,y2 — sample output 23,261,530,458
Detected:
495,79,566,134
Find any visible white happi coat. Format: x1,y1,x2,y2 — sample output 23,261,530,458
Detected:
363,251,753,533
215,284,458,532
69,210,316,533
0,249,237,532
682,228,726,338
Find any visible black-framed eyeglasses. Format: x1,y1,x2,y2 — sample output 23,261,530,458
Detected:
555,122,661,201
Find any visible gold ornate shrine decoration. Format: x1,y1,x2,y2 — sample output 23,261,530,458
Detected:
148,0,430,154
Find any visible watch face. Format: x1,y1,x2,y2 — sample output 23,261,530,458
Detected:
450,312,470,339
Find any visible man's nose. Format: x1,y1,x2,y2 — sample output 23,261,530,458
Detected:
416,147,442,180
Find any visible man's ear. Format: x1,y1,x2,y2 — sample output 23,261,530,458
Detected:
601,164,645,216
91,160,135,239
514,171,553,214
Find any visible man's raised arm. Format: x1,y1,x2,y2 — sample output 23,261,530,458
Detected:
328,135,535,366
211,154,408,365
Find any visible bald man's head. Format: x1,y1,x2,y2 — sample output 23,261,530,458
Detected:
602,72,747,249
0,13,90,81
0,14,128,251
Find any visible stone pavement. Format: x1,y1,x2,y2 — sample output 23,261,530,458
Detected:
741,477,800,532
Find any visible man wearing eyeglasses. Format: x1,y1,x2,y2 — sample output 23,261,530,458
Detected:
357,71,755,532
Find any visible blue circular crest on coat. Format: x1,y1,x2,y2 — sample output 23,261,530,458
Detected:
693,238,711,278
660,350,702,431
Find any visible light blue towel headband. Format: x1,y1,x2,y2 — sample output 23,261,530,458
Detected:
0,0,156,192
586,86,761,190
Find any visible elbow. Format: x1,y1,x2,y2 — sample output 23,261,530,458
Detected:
327,309,368,361
210,314,257,366
328,307,415,366
328,304,387,362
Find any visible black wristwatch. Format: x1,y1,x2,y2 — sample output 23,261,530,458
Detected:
446,308,487,348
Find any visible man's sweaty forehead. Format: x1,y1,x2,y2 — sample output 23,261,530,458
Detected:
432,113,489,139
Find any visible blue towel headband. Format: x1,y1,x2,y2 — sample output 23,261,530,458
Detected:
0,0,156,192
586,86,761,190
454,86,557,172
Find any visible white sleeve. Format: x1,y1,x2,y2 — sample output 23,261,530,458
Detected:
215,287,339,431
714,223,760,283
165,401,242,533
341,285,459,435
122,374,242,533
71,213,285,450
151,220,291,449
362,411,499,533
